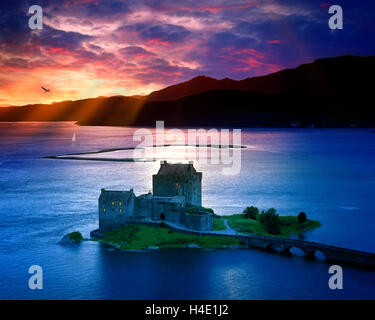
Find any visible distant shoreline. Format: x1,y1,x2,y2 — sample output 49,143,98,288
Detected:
1,119,374,129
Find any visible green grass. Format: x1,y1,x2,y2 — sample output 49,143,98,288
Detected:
101,224,242,250
213,217,227,231
226,214,321,237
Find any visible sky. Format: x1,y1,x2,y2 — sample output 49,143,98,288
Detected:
0,0,374,106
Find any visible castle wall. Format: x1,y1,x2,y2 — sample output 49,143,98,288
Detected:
152,174,202,207
184,176,202,207
152,176,178,197
150,197,184,223
180,212,213,231
99,191,212,232
135,195,153,221
163,206,181,224
99,193,135,232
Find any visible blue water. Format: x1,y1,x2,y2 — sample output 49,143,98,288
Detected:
0,122,374,299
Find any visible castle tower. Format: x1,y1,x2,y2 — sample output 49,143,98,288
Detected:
152,161,202,207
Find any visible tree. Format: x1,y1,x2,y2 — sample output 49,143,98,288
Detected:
243,206,259,220
298,211,307,223
200,206,214,213
188,208,196,215
259,208,281,235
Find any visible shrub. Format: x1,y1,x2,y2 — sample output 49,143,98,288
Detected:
242,206,259,219
298,211,307,223
279,219,291,226
68,231,83,242
160,221,168,228
200,206,214,213
188,208,197,215
259,208,281,235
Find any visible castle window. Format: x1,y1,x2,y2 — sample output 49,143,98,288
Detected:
112,201,114,206
119,208,122,213
103,208,106,213
119,201,122,206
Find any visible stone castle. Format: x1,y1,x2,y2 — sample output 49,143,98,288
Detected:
98,161,213,232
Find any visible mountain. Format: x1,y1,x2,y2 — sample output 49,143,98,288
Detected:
147,55,375,101
0,96,143,125
147,75,238,101
77,89,373,127
0,55,374,127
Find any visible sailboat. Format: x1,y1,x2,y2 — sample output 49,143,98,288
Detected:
72,133,76,143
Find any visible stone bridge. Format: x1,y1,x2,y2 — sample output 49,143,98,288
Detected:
239,234,375,267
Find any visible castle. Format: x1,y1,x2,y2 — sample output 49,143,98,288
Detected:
98,161,213,232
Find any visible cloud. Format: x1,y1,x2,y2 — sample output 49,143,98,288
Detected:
34,25,93,50
208,32,258,49
0,0,375,106
120,46,156,59
119,23,191,44
45,0,132,21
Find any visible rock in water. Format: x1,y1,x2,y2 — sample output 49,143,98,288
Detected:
59,231,83,245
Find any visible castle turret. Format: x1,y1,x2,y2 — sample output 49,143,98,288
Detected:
152,161,202,206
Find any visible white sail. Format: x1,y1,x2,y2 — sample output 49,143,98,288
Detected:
72,133,76,143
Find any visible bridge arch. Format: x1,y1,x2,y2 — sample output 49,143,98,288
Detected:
288,246,308,257
306,249,326,261
264,241,288,253
265,242,276,251
241,235,375,267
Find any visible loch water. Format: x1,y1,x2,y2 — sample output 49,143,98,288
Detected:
0,122,374,299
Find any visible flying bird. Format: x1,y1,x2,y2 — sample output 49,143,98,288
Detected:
41,86,51,93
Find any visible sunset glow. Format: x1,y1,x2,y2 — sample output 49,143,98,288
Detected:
1,0,374,106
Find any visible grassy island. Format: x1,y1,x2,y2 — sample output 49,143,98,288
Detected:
59,231,84,245
62,207,320,251
67,231,84,241
100,224,244,250
226,207,321,237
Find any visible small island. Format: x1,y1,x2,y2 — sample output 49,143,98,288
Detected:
60,209,320,251
91,207,320,250
59,231,84,244
60,162,321,252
